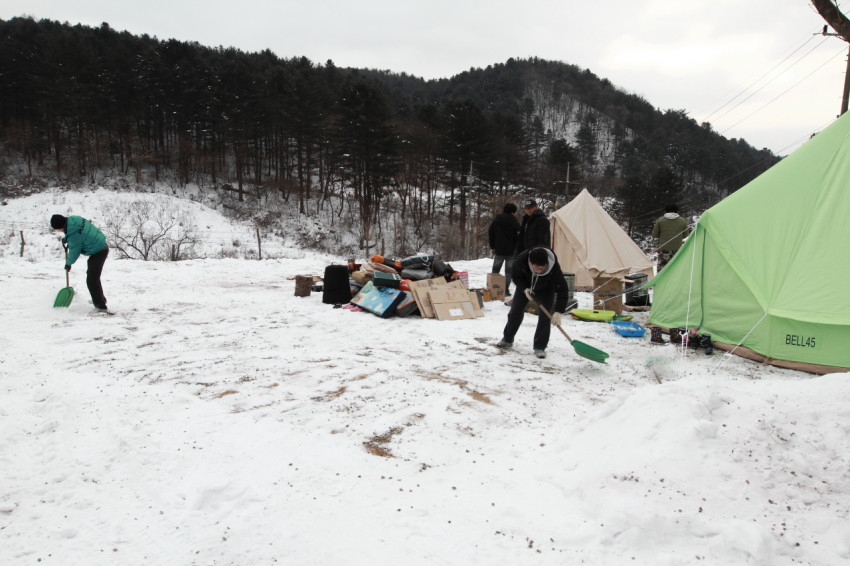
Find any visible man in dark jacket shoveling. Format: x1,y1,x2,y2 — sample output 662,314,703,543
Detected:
51,214,110,313
497,247,569,359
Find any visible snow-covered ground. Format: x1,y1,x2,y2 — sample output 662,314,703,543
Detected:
2,191,850,566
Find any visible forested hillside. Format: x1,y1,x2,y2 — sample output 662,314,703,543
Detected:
0,16,779,258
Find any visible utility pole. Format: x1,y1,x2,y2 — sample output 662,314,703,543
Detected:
819,26,850,114
812,1,850,114
842,46,850,114
565,162,577,192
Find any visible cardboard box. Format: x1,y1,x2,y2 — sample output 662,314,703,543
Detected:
429,288,479,320
433,302,478,320
593,275,624,315
487,273,506,300
468,290,484,316
409,278,467,318
408,278,443,318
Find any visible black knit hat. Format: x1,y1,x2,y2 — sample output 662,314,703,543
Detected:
50,214,67,229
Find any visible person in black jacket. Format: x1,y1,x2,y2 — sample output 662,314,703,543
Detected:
488,202,521,296
517,198,550,254
497,247,569,359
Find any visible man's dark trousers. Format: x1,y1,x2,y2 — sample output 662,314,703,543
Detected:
87,247,109,309
502,288,555,350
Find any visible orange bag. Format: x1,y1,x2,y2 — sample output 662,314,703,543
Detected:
370,254,403,270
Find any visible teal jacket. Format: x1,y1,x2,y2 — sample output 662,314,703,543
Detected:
63,216,107,265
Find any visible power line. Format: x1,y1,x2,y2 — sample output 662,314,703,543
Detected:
701,33,824,123
773,117,836,155
709,37,831,125
720,46,846,135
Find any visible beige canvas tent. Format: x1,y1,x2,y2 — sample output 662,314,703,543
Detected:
550,189,654,290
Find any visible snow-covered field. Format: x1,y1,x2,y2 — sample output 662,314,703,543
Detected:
2,191,850,565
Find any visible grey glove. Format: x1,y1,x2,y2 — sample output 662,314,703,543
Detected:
550,312,562,326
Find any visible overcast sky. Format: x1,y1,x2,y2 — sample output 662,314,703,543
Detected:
1,0,846,154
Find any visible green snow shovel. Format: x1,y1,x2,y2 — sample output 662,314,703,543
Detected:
53,244,74,308
525,289,609,364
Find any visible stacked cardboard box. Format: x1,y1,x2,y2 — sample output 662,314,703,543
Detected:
409,278,483,320
593,276,624,315
485,273,506,301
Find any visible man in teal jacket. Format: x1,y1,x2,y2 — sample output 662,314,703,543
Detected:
51,214,109,312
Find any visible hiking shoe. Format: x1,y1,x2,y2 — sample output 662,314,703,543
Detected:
89,308,114,317
534,349,547,359
496,340,513,350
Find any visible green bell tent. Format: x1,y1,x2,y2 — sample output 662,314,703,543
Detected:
649,113,850,374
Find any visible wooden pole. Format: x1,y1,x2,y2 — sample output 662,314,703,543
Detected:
19,231,25,257
256,227,262,260
842,44,850,115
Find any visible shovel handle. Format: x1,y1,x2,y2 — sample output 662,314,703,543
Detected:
524,288,574,342
63,244,69,287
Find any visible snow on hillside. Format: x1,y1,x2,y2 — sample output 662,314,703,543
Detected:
1,190,850,566
0,187,308,262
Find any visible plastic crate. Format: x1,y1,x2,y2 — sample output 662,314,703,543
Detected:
611,320,646,337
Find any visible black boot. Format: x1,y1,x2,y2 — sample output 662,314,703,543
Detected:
669,327,683,344
650,326,666,344
688,330,701,349
701,333,713,355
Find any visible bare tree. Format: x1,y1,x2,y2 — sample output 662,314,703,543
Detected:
103,200,200,261
167,213,201,260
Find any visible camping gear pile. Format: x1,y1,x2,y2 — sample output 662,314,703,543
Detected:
317,253,498,320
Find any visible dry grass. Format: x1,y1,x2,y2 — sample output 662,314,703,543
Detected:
363,426,403,458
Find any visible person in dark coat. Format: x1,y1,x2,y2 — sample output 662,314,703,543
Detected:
51,214,110,313
488,202,521,296
497,247,569,359
517,198,550,254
